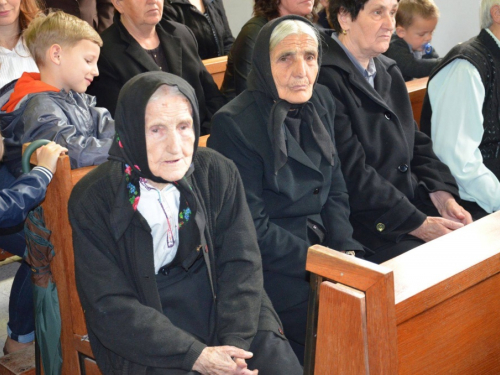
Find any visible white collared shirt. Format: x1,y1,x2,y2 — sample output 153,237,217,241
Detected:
428,28,500,213
137,180,180,273
0,37,38,89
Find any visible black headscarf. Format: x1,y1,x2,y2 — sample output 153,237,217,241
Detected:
247,15,335,174
108,72,205,272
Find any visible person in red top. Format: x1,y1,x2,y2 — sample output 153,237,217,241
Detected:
0,11,114,177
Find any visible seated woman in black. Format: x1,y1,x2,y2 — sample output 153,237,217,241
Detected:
87,0,225,134
69,72,302,375
209,15,364,364
317,0,486,263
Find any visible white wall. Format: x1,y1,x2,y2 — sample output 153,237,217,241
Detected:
431,0,481,56
223,0,482,56
222,0,254,37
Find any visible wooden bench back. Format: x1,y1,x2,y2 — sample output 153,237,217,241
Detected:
202,56,227,89
305,211,500,374
405,77,428,128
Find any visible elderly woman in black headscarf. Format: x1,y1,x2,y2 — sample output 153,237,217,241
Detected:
68,72,302,375
209,15,364,363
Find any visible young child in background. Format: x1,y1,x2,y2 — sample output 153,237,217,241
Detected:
384,0,442,81
0,11,114,177
0,136,66,354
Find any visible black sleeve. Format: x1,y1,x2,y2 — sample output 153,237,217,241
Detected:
384,39,442,80
208,156,263,349
221,21,262,99
87,51,122,116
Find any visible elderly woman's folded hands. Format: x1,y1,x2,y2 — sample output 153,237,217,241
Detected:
192,346,258,375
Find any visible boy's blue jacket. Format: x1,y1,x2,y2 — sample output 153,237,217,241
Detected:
0,79,115,177
0,164,50,228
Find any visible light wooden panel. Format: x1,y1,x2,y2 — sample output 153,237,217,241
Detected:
315,282,368,375
405,77,428,128
202,56,227,89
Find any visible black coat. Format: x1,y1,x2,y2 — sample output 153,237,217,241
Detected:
163,0,234,59
318,35,459,251
87,15,225,134
220,16,268,100
69,150,285,375
208,87,363,314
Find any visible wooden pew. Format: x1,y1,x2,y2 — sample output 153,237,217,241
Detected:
202,56,227,89
304,211,500,374
405,77,428,128
24,138,209,374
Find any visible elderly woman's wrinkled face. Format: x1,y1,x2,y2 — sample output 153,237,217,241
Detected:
145,93,195,181
278,0,314,17
270,33,318,104
339,0,398,61
115,0,163,28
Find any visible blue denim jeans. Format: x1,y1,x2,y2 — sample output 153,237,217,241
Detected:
0,164,35,343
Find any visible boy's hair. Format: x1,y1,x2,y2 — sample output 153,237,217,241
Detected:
23,11,103,67
396,0,440,28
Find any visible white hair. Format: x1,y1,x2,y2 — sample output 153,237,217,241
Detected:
480,0,500,29
269,19,319,53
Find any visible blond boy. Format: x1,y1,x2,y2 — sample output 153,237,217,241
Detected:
384,0,442,81
0,11,114,177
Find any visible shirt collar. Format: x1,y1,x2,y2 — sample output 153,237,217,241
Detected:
331,33,377,86
486,28,500,49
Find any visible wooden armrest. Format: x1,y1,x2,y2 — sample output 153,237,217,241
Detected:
306,245,392,291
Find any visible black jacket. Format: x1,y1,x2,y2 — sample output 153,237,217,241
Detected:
318,35,459,251
163,0,234,59
209,87,363,314
87,14,225,134
220,16,268,100
69,150,284,375
384,34,441,81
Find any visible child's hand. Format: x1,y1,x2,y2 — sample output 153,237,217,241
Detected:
36,142,68,174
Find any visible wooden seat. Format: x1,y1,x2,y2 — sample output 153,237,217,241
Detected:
202,56,227,89
304,211,500,374
405,77,428,128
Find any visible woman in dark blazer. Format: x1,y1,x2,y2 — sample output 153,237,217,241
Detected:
317,0,485,263
163,0,234,59
209,15,364,364
87,0,225,134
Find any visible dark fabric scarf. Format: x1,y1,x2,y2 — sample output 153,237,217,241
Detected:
107,72,205,271
246,15,335,174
